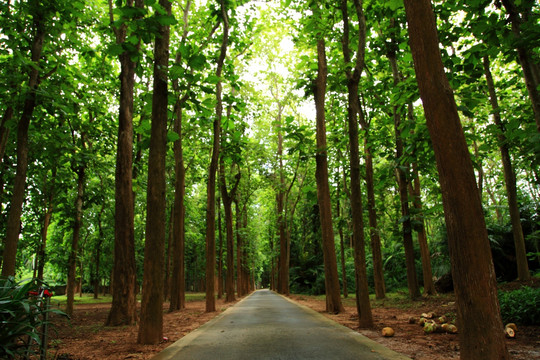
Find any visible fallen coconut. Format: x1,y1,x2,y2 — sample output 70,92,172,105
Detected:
438,315,448,324
442,323,458,334
382,327,395,337
504,326,515,338
423,321,436,334
505,323,517,332
418,317,427,326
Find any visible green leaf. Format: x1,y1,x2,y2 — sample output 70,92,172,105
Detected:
167,130,180,143
156,14,177,26
108,44,124,56
188,54,207,70
387,0,404,11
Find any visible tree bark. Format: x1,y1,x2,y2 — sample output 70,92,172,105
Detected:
107,0,142,327
1,8,46,277
137,0,171,344
340,0,373,326
169,99,187,311
66,166,85,317
403,0,510,358
314,38,344,314
364,136,385,299
483,55,530,281
276,105,289,295
217,195,224,299
409,163,436,295
387,48,420,300
336,194,348,298
219,161,240,303
206,0,229,312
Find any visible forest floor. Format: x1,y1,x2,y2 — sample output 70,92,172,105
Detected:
49,282,539,360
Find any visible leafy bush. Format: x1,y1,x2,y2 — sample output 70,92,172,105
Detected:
499,286,540,325
0,277,65,358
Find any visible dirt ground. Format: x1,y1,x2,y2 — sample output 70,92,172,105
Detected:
49,290,539,360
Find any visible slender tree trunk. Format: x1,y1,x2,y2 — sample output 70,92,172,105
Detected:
340,0,373,326
1,11,46,277
106,0,142,327
403,1,510,358
409,163,436,295
170,101,187,311
483,55,530,281
336,195,348,298
364,136,385,299
164,208,173,302
473,140,484,197
314,38,344,314
93,195,105,299
219,161,240,302
217,195,224,299
206,0,229,312
66,167,85,317
137,0,170,344
37,170,55,281
500,0,540,133
235,201,242,296
276,107,289,295
388,48,420,300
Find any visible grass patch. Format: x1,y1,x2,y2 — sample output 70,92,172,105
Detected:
51,292,208,307
52,294,113,306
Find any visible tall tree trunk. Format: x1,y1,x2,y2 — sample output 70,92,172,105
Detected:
388,48,420,300
137,0,171,344
217,195,224,299
336,194,348,298
206,0,229,312
409,163,436,295
1,9,46,277
164,208,173,302
403,1,510,358
66,167,85,317
340,0,373,326
364,136,385,299
276,106,289,295
106,0,142,327
483,55,530,281
93,193,105,299
500,0,540,133
170,101,187,311
37,169,56,281
314,38,344,314
235,201,242,296
219,161,240,302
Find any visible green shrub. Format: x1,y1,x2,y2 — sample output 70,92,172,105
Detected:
498,286,540,325
0,277,65,358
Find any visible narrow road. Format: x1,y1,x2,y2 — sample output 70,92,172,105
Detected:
153,289,410,360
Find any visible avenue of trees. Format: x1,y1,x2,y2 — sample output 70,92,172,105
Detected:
1,0,538,358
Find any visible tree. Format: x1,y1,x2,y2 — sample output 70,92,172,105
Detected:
2,0,48,277
483,54,530,281
387,28,420,300
106,0,143,327
403,0,510,358
314,33,344,314
205,0,229,313
339,0,373,326
137,0,173,345
219,159,240,302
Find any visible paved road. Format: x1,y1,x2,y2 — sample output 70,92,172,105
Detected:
153,289,410,360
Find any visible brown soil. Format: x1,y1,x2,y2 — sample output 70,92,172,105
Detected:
50,298,239,360
291,293,540,360
49,290,539,360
